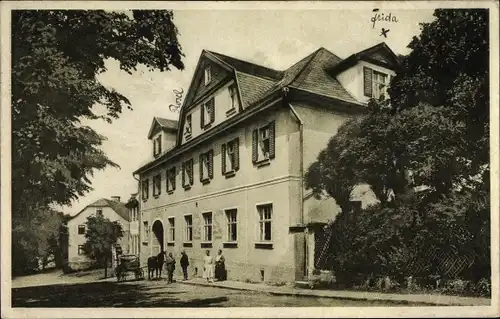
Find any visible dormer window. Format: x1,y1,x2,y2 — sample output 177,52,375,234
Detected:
363,67,390,100
204,66,212,86
184,114,192,139
201,97,215,128
229,85,237,111
153,135,162,157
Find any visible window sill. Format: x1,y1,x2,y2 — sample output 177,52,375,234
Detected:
153,194,160,199
223,242,238,248
201,178,211,185
183,184,192,190
226,108,236,117
200,242,213,248
202,122,213,130
224,170,236,179
167,242,175,247
167,189,175,195
183,242,193,247
255,158,271,168
142,198,148,202
184,134,192,141
153,153,161,158
254,242,273,249
142,241,149,245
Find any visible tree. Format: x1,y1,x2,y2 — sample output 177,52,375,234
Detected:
82,214,123,278
12,10,184,216
11,10,184,273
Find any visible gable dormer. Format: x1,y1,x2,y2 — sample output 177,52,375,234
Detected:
147,117,178,159
329,42,401,103
177,51,245,145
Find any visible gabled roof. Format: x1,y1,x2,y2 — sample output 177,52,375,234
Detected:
326,42,401,75
70,198,130,222
147,117,178,139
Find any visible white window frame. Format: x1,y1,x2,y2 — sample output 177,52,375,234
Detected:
183,159,193,188
96,209,103,216
166,167,176,192
372,70,389,100
201,152,210,181
143,221,149,243
78,224,86,235
153,173,161,197
225,208,238,242
202,211,213,242
204,66,212,85
257,203,273,242
203,100,213,126
258,125,270,161
168,217,175,242
142,179,149,200
153,135,162,156
226,139,237,172
78,245,85,255
184,214,193,242
185,114,192,138
229,85,237,111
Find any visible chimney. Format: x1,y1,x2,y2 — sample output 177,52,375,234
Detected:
111,196,121,202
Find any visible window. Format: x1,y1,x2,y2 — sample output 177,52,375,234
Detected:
201,97,215,128
143,221,149,243
203,212,213,242
363,67,390,100
78,225,86,235
204,65,211,85
199,150,214,183
257,204,272,242
252,121,275,164
153,174,161,197
222,138,239,175
96,209,103,216
142,179,149,200
168,217,175,242
228,85,237,111
166,167,176,193
184,114,192,139
226,209,237,242
78,245,85,255
153,135,162,157
184,215,193,242
182,159,194,189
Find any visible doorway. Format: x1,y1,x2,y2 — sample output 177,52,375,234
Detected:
151,220,164,256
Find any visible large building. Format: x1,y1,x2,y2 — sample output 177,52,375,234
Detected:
133,42,399,284
67,197,130,270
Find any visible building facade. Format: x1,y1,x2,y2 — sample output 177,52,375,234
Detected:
67,197,130,270
133,42,399,284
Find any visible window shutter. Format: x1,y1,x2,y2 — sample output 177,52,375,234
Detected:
173,167,176,190
200,103,205,128
208,149,214,178
363,67,373,97
252,129,258,163
199,154,204,181
189,159,194,184
182,162,185,186
209,98,215,124
234,138,240,171
269,121,276,159
165,169,169,190
221,143,226,174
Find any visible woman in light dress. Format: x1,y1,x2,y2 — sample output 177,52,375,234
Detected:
203,250,215,283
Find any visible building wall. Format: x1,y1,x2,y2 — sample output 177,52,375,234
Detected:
67,206,129,270
140,106,302,283
337,61,396,104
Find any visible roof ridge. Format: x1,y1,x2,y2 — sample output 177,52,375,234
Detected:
206,50,282,74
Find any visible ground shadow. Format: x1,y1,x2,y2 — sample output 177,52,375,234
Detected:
12,281,228,308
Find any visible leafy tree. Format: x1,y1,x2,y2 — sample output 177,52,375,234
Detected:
11,10,184,272
12,10,184,214
82,214,123,278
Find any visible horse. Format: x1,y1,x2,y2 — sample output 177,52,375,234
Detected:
147,252,165,280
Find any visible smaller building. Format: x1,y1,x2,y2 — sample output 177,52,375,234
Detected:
67,197,130,270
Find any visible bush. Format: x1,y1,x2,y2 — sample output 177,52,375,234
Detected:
470,278,491,297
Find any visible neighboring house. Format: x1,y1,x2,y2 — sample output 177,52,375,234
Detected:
125,193,141,256
67,197,130,270
133,42,400,284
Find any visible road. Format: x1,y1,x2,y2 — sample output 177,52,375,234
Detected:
12,276,414,307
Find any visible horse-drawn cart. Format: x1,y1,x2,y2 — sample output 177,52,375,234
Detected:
115,254,145,282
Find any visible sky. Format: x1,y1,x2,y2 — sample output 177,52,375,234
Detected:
62,8,437,215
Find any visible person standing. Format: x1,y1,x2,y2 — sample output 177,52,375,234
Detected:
165,252,176,284
180,250,190,281
203,250,215,283
215,249,226,281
